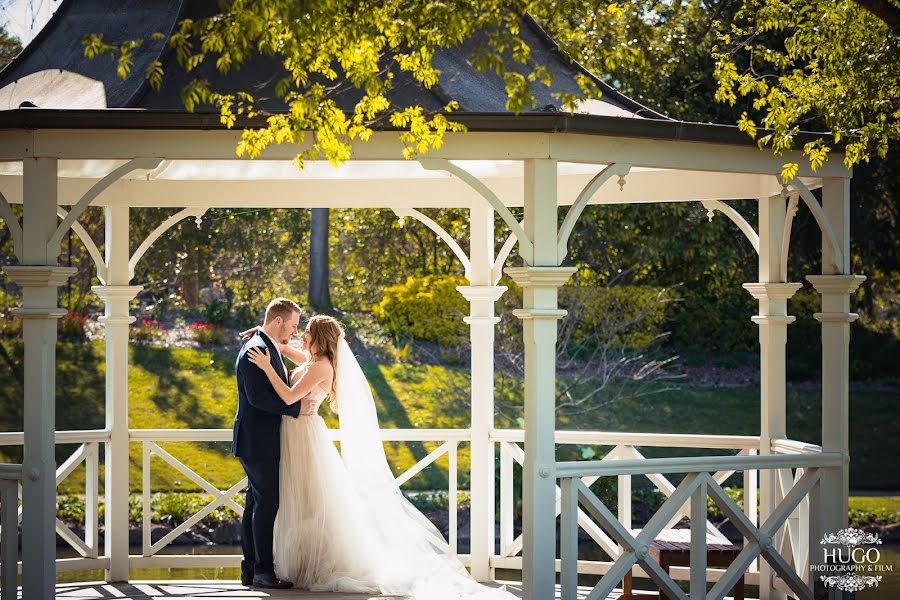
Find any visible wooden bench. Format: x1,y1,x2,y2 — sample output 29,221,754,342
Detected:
620,529,745,600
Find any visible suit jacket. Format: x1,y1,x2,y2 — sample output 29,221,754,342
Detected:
232,331,301,459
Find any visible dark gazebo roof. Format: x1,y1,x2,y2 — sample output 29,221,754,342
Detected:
0,0,665,119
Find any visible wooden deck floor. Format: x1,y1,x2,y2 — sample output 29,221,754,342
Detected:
49,580,610,600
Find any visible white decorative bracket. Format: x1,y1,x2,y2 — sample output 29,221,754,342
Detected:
419,158,534,264
779,193,800,284
391,208,472,280
557,164,631,261
47,158,163,256
144,160,173,181
129,207,208,280
787,178,845,274
700,199,761,254
493,227,522,285
56,207,108,285
0,189,23,262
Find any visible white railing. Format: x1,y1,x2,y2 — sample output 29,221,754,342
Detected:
0,463,21,600
0,430,109,574
0,425,831,595
491,429,762,580
130,428,469,569
557,451,840,600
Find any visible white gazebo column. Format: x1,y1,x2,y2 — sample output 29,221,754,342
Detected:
92,206,141,582
743,193,801,600
458,204,506,581
507,158,575,600
3,157,75,599
806,178,865,537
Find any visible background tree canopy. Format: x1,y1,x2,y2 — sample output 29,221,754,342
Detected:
82,0,899,177
0,0,896,382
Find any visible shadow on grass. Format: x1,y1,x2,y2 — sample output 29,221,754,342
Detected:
361,362,447,489
132,345,228,434
0,340,106,465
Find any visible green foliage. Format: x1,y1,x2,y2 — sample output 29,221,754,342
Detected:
56,495,86,523
150,491,241,526
131,318,166,342
561,271,672,350
83,2,604,166
0,25,22,71
373,275,469,345
330,208,470,311
848,496,900,528
204,299,231,326
189,321,228,346
0,287,21,338
58,313,89,341
713,0,900,179
405,490,471,512
706,486,755,521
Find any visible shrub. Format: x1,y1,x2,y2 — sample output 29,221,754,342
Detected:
373,275,469,345
151,491,205,524
190,321,227,346
405,490,471,512
204,299,231,326
559,277,673,351
131,318,166,342
58,312,88,341
57,495,86,522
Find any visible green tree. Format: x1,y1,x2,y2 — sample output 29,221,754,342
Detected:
85,1,896,176
309,208,333,312
713,0,900,181
0,24,21,69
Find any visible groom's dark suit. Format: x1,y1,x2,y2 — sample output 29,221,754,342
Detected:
233,330,301,578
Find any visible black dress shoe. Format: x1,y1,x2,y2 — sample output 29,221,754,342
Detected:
252,573,294,589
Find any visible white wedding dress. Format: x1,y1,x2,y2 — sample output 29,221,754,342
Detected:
273,339,515,599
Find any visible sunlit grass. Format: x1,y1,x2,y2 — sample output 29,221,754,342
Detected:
0,340,897,493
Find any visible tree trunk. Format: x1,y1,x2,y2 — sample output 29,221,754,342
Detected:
309,208,333,312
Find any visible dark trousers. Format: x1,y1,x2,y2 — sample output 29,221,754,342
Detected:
239,457,280,575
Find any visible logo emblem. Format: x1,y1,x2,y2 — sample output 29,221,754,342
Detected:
812,528,891,592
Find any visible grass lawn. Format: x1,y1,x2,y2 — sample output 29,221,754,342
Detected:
0,340,897,492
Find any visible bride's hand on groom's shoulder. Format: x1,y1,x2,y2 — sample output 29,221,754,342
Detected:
246,347,271,371
239,325,260,341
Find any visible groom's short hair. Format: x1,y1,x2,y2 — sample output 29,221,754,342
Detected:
264,298,302,324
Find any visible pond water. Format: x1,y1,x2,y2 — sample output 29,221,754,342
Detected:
856,543,899,600
56,544,900,598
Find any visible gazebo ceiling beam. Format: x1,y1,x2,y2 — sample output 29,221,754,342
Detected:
547,135,850,179
0,171,818,211
0,130,850,179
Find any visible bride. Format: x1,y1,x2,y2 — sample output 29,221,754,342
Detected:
244,315,514,599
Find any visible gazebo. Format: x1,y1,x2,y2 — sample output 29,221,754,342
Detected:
0,2,863,600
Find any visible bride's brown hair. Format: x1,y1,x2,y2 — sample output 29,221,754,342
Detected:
305,315,344,412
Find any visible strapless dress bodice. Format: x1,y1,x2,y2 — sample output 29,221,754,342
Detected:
299,387,329,416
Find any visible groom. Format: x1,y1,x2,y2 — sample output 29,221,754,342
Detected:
233,297,303,589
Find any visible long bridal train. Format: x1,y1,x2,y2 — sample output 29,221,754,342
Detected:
274,339,514,599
